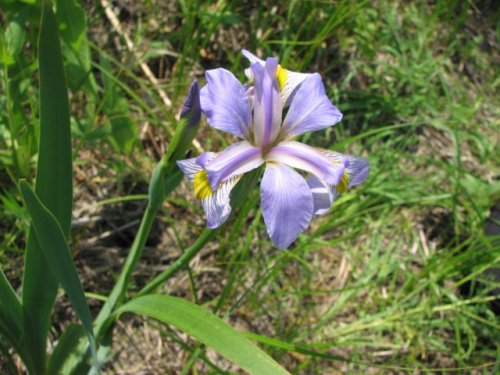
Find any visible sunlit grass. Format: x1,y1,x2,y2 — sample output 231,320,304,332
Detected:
1,0,498,373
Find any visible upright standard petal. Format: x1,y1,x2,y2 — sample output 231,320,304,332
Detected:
177,154,239,229
251,58,282,148
261,164,314,249
200,68,251,137
205,141,264,190
242,49,263,65
241,49,264,84
282,73,342,137
242,50,312,106
266,141,345,186
321,150,370,192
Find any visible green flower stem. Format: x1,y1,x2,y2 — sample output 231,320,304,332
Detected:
136,228,216,297
93,203,158,336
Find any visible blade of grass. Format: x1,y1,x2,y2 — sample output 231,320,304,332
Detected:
21,3,73,373
244,332,498,372
136,228,216,297
0,268,25,361
19,180,97,367
46,324,86,375
116,295,290,375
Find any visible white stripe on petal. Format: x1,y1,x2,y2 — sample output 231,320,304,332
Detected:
279,68,312,107
176,158,201,183
306,175,338,215
201,175,240,229
177,154,239,229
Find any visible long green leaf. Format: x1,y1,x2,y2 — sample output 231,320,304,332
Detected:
116,295,290,375
19,181,96,366
46,324,86,375
21,3,73,373
0,337,18,375
0,268,24,357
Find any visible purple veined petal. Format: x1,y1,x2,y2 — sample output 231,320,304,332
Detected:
306,175,339,215
195,152,217,168
245,84,255,109
242,50,312,107
201,175,240,229
345,155,370,187
176,157,200,182
261,163,314,249
200,68,251,138
282,73,342,138
242,49,265,82
177,153,215,183
205,141,264,190
252,58,282,148
277,67,312,107
266,141,345,186
177,154,238,229
321,150,370,189
242,49,264,64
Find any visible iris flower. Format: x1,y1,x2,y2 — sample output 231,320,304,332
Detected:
177,51,369,249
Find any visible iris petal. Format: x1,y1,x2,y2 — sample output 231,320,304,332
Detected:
320,150,370,188
200,68,251,137
266,141,345,186
282,74,342,137
177,154,239,228
242,49,312,106
251,59,282,148
306,175,338,215
261,164,314,249
205,141,264,190
278,68,311,107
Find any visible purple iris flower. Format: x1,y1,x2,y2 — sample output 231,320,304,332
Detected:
177,51,369,249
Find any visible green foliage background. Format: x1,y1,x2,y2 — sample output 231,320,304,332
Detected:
0,0,499,373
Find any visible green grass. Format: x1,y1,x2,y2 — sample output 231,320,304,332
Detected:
1,0,499,373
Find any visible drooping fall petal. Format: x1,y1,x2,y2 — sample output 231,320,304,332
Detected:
205,141,264,190
177,154,240,229
261,164,314,249
266,141,345,186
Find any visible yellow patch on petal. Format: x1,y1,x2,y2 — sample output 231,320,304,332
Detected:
276,65,288,92
193,170,213,199
336,172,350,194
329,156,349,193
